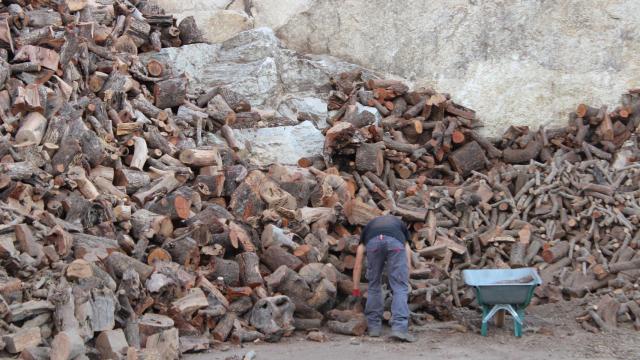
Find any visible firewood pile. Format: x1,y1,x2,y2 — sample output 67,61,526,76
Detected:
321,72,640,332
0,0,638,358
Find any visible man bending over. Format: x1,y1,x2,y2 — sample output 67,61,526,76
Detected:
352,215,415,342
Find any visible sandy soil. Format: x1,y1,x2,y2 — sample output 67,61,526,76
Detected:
187,300,640,360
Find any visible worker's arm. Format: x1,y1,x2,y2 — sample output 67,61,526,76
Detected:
405,242,413,272
352,244,365,295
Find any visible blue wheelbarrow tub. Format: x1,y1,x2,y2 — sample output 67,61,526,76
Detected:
462,268,542,305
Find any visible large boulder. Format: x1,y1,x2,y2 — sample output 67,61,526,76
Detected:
140,28,365,109
232,121,325,166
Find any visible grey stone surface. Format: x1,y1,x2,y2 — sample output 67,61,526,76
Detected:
140,27,365,119
232,121,325,166
277,96,328,129
155,0,640,136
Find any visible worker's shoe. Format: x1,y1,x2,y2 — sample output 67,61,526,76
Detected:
368,328,381,337
389,330,416,343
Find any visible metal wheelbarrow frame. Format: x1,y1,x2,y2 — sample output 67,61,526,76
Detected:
462,268,542,337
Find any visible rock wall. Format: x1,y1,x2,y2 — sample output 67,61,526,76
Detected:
140,28,367,165
153,0,640,136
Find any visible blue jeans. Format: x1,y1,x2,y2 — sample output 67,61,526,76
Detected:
365,235,409,332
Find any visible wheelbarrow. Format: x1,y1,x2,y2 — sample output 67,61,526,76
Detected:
462,268,542,337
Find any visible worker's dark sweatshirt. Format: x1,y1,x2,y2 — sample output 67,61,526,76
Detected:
360,215,410,245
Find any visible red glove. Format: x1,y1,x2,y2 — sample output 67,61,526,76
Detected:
352,288,361,297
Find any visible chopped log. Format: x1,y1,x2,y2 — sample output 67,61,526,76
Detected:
356,142,384,176
162,237,200,270
124,15,150,47
249,295,295,341
160,26,181,47
418,244,448,259
3,327,41,354
179,336,210,353
220,124,240,151
144,126,177,156
446,101,476,120
65,259,93,280
132,95,169,121
608,259,640,273
324,122,356,156
153,77,187,109
146,186,193,221
218,87,251,113
542,241,570,264
147,248,171,264
293,318,323,330
6,301,54,323
93,176,127,198
596,295,619,329
509,241,527,268
132,172,184,205
67,166,99,200
14,45,59,71
327,319,366,336
343,104,377,128
115,168,151,194
195,174,225,198
448,141,487,176
466,131,502,159
236,252,263,288
138,314,174,349
146,59,164,77
15,112,47,145
403,98,426,119
145,328,179,360
171,288,208,317
131,209,173,239
15,224,44,260
262,246,304,272
503,137,543,164
17,346,50,360
383,136,419,153
367,79,409,94
230,328,263,344
0,17,14,52
210,257,240,286
576,104,599,118
179,148,222,167
207,94,236,126
96,329,128,360
90,288,116,332
50,331,84,360
343,198,383,226
114,35,138,54
212,313,236,342
106,252,153,281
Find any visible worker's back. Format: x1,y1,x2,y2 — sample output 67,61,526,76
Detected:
360,215,410,244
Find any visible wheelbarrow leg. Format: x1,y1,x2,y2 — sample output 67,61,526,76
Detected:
514,307,525,337
482,305,507,336
481,305,489,336
501,305,523,337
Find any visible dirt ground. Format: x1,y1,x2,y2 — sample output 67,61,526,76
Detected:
188,300,640,360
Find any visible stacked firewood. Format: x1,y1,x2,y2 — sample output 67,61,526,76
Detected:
321,72,640,331
0,1,639,359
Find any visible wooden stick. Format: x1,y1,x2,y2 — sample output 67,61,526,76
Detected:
130,136,148,171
